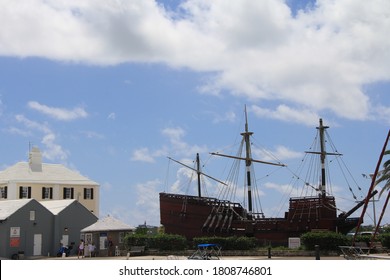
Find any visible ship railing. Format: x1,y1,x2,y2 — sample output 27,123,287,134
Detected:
289,196,335,209
251,212,265,219
252,217,286,222
289,195,335,201
161,193,243,207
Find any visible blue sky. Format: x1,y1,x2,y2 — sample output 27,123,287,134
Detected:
0,0,389,228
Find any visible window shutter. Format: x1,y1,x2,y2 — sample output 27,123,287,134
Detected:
63,188,66,199
91,188,94,200
19,186,23,199
71,188,74,199
42,187,45,199
28,187,31,198
50,187,53,199
84,188,87,199
4,186,7,199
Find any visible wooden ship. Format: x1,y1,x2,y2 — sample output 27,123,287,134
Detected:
160,110,375,245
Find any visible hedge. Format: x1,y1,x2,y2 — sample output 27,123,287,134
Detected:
379,233,390,248
301,231,390,251
124,232,390,252
124,234,187,251
192,236,257,250
300,232,348,250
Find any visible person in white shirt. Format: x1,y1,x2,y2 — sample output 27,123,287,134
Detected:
88,243,96,257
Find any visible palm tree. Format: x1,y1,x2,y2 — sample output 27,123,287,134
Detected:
376,150,390,196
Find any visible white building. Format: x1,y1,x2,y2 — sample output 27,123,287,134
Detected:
0,147,99,217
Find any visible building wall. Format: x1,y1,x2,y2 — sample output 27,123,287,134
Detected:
52,202,98,256
0,200,53,258
0,199,99,259
81,230,133,257
0,182,99,217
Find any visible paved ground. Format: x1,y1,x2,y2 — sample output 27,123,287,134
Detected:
49,254,346,260
12,251,390,260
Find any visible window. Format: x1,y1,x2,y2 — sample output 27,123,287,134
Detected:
63,187,74,199
19,186,31,199
85,233,92,244
30,210,35,221
119,232,125,244
0,186,7,199
84,188,94,200
42,187,53,199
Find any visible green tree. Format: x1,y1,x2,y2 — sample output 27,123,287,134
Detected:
376,150,390,196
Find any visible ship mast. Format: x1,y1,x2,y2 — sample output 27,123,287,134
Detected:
168,153,227,198
319,119,328,197
211,106,285,219
242,106,255,216
196,153,201,197
306,118,341,197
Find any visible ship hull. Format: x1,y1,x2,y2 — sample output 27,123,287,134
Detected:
160,192,359,245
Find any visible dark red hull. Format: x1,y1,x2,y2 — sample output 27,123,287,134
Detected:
159,192,359,245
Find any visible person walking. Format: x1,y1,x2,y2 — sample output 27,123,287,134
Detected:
108,238,114,256
78,239,84,259
88,242,96,257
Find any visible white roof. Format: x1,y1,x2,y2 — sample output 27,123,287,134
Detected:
81,215,134,232
39,199,77,215
0,199,89,219
0,162,98,185
0,199,33,220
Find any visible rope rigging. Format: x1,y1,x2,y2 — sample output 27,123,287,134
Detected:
159,115,383,241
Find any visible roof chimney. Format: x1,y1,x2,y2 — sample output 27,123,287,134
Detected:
29,146,42,172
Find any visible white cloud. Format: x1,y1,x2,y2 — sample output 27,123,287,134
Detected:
264,182,295,196
131,126,208,163
41,133,68,161
161,127,186,144
131,147,156,163
6,126,32,137
28,101,88,121
169,165,197,194
103,179,162,226
1,0,389,122
211,110,236,124
81,130,104,139
254,145,302,162
101,182,113,191
15,114,51,134
107,112,116,120
251,104,319,126
135,179,161,207
15,114,68,161
373,105,390,124
162,127,208,156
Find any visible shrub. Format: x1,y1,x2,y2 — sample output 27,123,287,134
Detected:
379,233,390,248
300,232,348,251
192,236,257,250
124,234,187,251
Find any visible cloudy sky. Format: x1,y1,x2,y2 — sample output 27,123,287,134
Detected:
0,0,389,227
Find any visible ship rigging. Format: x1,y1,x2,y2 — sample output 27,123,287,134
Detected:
160,108,375,244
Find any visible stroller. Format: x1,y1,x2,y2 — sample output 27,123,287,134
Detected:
57,244,73,257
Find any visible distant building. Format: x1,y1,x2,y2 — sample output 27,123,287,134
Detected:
137,221,159,235
0,147,99,217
